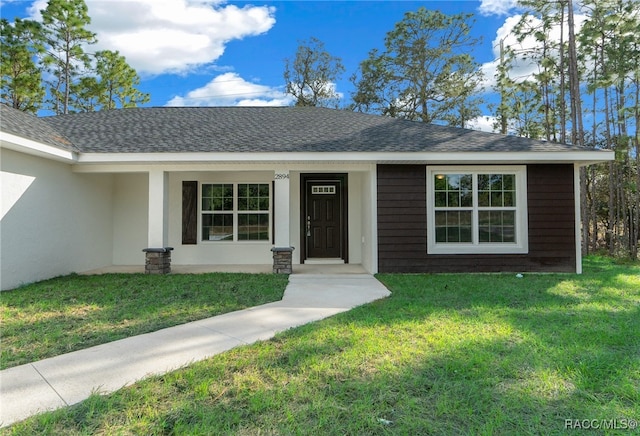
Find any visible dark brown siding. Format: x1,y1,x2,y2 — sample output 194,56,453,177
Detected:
377,164,576,273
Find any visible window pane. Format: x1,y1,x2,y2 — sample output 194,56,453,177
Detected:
434,174,472,209
202,214,233,241
478,191,489,207
238,183,269,211
202,184,233,211
478,174,488,191
238,213,269,240
447,174,461,190
478,211,516,243
460,189,473,207
490,174,503,190
259,184,269,196
447,192,460,207
503,192,514,207
435,211,472,243
202,185,212,197
460,174,472,190
490,192,503,207
503,174,515,190
238,184,247,197
478,174,517,209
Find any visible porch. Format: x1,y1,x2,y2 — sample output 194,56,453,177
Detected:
87,164,379,275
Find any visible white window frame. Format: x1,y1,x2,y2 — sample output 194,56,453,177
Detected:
200,182,272,243
427,165,528,255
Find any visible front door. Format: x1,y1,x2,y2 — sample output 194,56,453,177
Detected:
303,175,347,260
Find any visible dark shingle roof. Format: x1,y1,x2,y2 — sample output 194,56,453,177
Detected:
3,105,604,155
0,104,77,152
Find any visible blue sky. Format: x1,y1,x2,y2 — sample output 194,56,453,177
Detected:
2,0,534,128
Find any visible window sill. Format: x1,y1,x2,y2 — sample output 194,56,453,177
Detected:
427,243,528,255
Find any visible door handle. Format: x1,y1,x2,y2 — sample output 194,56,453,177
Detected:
306,216,311,237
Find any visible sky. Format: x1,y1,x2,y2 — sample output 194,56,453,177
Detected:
1,0,543,130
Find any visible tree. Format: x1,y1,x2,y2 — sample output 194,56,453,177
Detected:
499,0,640,258
93,50,149,110
284,37,345,107
69,51,149,112
41,0,96,114
499,1,570,142
579,0,640,258
69,76,100,112
0,18,45,113
350,8,484,127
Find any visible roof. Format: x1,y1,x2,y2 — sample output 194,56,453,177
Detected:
2,104,609,156
0,104,77,152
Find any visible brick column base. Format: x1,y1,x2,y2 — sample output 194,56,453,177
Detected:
143,247,174,274
271,247,294,274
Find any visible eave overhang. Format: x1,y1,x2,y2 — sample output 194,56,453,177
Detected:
76,150,615,167
0,132,77,162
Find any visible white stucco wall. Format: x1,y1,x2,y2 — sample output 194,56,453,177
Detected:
347,173,363,264
112,173,148,265
1,148,114,290
290,171,302,264
359,166,377,273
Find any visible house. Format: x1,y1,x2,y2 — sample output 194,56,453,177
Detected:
1,104,613,290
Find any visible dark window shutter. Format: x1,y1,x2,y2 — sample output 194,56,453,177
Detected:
182,181,198,244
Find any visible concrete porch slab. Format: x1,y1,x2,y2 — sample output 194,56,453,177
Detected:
80,264,369,275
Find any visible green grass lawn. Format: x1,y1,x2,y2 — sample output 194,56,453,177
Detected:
0,273,288,370
3,256,639,435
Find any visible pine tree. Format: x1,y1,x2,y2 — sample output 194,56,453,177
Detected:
0,18,45,113
350,8,484,126
41,0,96,114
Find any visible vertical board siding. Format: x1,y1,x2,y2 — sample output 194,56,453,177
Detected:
182,181,198,245
377,164,576,273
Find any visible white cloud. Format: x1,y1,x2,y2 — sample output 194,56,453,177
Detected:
166,72,293,106
478,0,520,16
27,0,276,76
467,115,499,133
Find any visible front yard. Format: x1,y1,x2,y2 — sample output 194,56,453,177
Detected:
0,273,288,370
2,256,639,434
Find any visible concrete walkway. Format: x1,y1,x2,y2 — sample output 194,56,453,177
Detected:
0,274,390,428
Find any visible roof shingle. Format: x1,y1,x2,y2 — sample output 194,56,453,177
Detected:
3,105,605,154
0,104,77,152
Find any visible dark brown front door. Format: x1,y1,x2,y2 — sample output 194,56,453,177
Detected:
304,178,343,259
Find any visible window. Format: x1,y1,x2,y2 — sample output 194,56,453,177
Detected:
427,166,528,254
202,183,270,242
312,185,336,194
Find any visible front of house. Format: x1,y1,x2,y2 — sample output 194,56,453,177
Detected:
0,105,613,290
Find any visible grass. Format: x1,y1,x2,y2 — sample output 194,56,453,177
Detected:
3,256,639,435
0,273,288,370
